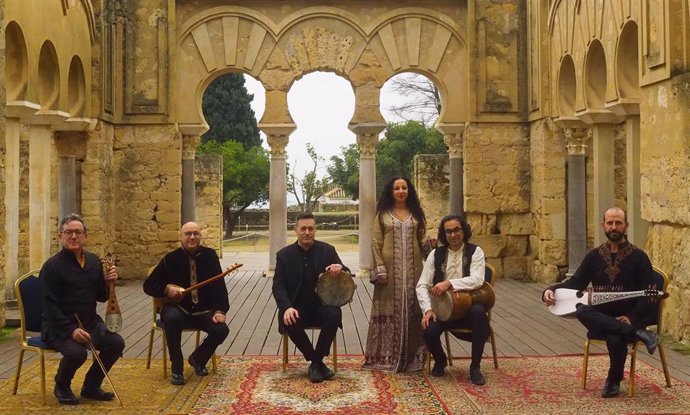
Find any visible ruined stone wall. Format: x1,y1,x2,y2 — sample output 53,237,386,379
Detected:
18,128,29,275
464,123,531,279
195,154,223,257
639,74,690,344
413,154,449,237
111,125,181,279
0,1,6,325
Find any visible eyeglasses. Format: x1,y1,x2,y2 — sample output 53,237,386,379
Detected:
444,227,463,235
183,231,202,238
61,230,85,237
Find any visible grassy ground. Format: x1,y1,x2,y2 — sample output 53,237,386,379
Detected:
223,230,360,252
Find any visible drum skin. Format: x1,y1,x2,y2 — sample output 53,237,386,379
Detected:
431,282,495,321
316,271,356,307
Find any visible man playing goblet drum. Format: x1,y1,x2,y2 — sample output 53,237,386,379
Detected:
272,212,350,383
416,214,489,384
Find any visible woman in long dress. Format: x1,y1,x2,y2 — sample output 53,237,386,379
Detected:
363,176,430,372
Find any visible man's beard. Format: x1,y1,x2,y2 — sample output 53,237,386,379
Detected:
605,230,625,242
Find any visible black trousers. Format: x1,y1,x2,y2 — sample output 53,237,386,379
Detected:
284,304,341,363
159,304,230,374
576,304,641,382
50,320,125,390
423,303,489,368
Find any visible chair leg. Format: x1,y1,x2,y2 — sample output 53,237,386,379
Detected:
162,332,168,378
282,332,288,373
629,345,638,397
657,343,672,387
425,351,431,374
211,353,217,374
195,330,201,348
332,334,338,373
146,328,155,369
39,351,47,405
582,339,590,389
444,331,453,366
490,326,498,369
12,349,25,395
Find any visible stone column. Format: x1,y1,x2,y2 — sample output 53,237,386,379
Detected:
181,133,201,224
28,125,53,270
624,115,648,246
564,128,589,275
591,124,616,245
262,124,295,274
350,123,385,278
4,118,21,303
58,156,77,220
437,123,466,215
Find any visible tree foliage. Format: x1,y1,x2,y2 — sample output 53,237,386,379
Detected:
197,140,270,237
327,143,360,200
386,73,441,125
201,73,261,148
287,143,330,213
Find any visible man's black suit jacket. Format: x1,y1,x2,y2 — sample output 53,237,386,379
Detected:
272,240,348,333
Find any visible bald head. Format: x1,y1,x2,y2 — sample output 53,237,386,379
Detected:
602,207,627,223
180,222,202,252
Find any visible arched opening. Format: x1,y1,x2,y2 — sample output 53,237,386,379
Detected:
380,72,441,125
67,56,86,117
5,22,29,102
558,55,577,116
38,41,60,110
617,22,639,100
584,40,607,109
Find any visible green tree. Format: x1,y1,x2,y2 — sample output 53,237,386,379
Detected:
327,143,360,200
287,143,330,213
375,121,445,191
197,140,270,238
201,73,261,148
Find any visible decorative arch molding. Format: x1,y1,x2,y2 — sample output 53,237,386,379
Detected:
37,41,60,111
61,0,97,43
5,21,29,102
67,55,86,117
615,21,639,101
557,54,577,116
583,39,607,110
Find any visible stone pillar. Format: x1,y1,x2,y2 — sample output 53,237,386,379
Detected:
262,124,295,274
624,115,648,246
58,155,77,220
28,125,53,270
180,133,201,224
350,123,385,278
437,123,466,215
564,128,589,275
4,118,21,302
591,124,616,245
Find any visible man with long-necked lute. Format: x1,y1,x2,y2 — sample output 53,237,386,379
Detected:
144,222,230,385
542,207,659,398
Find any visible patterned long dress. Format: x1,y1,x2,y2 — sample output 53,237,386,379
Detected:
363,211,427,372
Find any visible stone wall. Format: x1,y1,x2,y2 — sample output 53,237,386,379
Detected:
639,74,690,344
414,154,449,237
195,154,223,256
0,1,6,325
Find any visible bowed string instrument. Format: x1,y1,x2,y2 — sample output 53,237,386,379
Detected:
102,252,123,332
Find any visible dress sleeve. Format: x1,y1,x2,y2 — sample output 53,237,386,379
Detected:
371,213,387,282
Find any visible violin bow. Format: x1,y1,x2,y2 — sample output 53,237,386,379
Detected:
74,314,123,407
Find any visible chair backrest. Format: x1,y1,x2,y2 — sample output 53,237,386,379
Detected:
484,263,495,285
648,266,669,329
14,270,44,337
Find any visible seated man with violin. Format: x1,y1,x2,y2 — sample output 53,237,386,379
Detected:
542,207,659,398
144,222,229,385
272,212,350,383
416,214,489,384
40,214,125,405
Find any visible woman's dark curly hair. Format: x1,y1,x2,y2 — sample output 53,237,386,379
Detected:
376,176,426,229
436,214,472,246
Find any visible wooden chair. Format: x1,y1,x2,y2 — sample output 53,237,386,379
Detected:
582,266,672,396
426,263,499,372
12,269,57,404
282,328,338,373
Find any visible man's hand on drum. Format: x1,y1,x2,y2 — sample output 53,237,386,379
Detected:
421,309,436,329
431,280,452,297
325,263,342,276
542,289,556,306
283,307,299,326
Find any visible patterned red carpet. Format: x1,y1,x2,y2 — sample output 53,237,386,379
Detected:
1,355,689,414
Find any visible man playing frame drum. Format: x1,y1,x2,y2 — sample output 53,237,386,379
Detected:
416,214,489,384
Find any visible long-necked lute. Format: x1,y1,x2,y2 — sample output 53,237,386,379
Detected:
548,287,667,317
154,263,243,311
103,252,123,332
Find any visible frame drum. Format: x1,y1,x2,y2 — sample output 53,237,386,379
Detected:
316,270,356,307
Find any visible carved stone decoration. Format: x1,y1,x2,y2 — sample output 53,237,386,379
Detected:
267,135,289,158
181,134,200,160
564,128,590,156
356,134,378,158
443,133,464,158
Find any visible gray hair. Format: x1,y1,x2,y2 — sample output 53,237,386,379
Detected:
59,213,87,233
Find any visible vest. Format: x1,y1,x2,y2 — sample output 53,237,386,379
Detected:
433,243,478,285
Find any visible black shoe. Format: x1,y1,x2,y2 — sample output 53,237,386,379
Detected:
308,362,324,383
54,384,80,405
188,355,209,376
171,373,186,385
431,360,447,377
80,386,115,401
601,379,621,398
319,362,335,380
469,365,486,385
635,329,659,355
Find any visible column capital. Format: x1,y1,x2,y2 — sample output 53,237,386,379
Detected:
181,133,201,160
267,135,289,157
356,134,378,158
564,128,590,156
443,132,464,158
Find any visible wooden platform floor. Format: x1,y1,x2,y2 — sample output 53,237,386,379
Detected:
2,257,688,385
